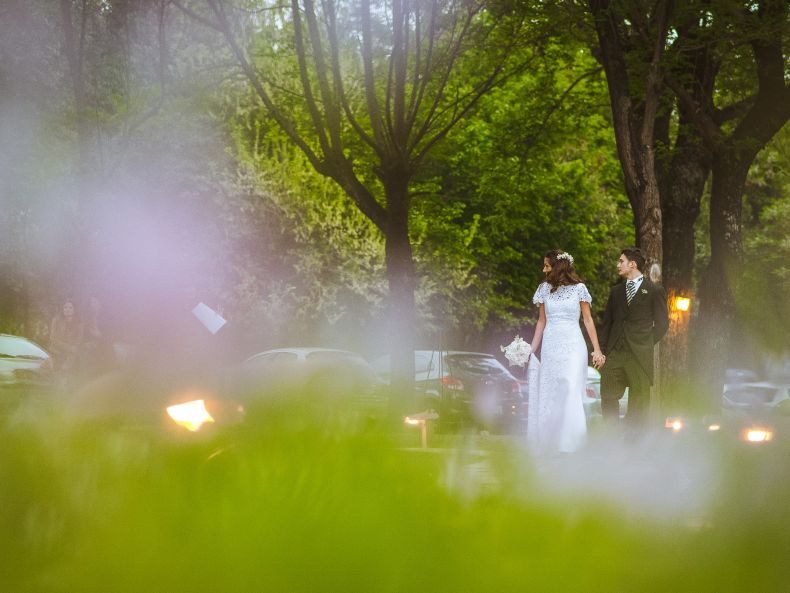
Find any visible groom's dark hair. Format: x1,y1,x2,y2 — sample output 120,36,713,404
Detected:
621,247,646,272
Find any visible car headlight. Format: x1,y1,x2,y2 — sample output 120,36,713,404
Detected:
742,427,773,444
166,399,215,432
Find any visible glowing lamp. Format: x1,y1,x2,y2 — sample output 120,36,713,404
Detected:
742,428,773,443
707,424,721,432
404,410,439,448
166,400,215,432
673,296,691,312
664,417,684,432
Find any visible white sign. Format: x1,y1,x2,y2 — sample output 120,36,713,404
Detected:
192,302,227,334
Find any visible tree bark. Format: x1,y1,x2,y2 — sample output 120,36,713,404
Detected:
588,0,669,270
676,0,790,410
658,115,711,409
382,173,417,417
690,152,750,410
59,0,91,180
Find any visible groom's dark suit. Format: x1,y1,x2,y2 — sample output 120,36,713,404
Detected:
598,277,669,424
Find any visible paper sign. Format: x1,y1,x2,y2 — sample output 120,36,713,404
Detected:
192,302,227,334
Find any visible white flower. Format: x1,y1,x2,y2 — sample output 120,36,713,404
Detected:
500,335,532,367
556,252,574,264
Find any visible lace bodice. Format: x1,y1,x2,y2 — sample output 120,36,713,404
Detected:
532,282,592,324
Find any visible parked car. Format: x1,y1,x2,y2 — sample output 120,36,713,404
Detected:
0,334,53,412
724,368,760,385
232,348,388,422
583,365,628,420
370,350,524,433
722,381,790,415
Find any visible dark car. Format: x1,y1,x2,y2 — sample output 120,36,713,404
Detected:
0,334,53,412
371,350,524,433
232,348,388,423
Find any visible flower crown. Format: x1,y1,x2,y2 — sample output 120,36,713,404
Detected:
556,252,574,264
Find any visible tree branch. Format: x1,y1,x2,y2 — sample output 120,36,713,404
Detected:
302,0,343,148
359,0,388,146
290,0,332,155
171,0,223,31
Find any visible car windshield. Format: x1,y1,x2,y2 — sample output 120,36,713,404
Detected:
445,354,510,376
0,336,48,360
726,386,779,405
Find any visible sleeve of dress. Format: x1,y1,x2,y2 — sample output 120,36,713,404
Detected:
579,283,592,303
532,283,545,305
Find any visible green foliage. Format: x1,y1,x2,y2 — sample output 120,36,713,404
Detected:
706,125,790,355
221,35,633,348
3,398,790,592
736,200,790,353
411,41,632,342
226,109,388,347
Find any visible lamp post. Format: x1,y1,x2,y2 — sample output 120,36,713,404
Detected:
404,410,439,448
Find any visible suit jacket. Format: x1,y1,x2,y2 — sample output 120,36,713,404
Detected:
599,277,669,383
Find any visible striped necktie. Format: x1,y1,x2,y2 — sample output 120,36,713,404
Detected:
626,280,637,305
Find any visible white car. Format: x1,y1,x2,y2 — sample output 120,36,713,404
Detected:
722,382,790,413
234,347,388,420
583,366,628,420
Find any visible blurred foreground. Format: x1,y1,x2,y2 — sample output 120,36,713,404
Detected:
3,382,790,593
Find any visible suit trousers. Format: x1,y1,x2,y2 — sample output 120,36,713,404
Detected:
600,347,651,426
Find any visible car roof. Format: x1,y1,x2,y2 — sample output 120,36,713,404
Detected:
724,381,787,390
245,347,363,361
413,350,497,357
0,333,50,353
373,350,500,360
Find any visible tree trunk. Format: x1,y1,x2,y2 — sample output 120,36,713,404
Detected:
690,149,750,411
383,176,417,419
659,123,711,410
60,0,92,180
588,0,670,421
588,0,669,272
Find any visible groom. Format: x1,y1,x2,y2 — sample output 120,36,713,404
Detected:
598,247,669,427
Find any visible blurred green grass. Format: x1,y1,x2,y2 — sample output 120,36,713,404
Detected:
2,392,790,593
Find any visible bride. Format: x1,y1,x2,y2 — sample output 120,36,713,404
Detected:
527,250,605,454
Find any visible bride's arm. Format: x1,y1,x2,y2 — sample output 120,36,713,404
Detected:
581,301,605,368
530,304,546,355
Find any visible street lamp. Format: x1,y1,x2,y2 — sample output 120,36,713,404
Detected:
673,296,691,312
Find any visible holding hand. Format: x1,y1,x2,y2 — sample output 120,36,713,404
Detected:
591,351,606,369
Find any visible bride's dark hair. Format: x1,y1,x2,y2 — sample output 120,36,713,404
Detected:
545,249,583,292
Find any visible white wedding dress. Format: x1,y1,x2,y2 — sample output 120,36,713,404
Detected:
527,282,591,454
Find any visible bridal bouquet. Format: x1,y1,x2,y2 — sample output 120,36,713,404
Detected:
500,335,532,367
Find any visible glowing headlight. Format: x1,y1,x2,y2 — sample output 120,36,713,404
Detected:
742,428,773,443
166,400,215,432
664,417,684,432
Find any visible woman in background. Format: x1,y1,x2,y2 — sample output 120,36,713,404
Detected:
49,298,83,374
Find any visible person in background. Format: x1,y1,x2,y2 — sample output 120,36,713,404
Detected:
49,298,83,375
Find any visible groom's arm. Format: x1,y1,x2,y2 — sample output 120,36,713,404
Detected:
652,285,669,343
